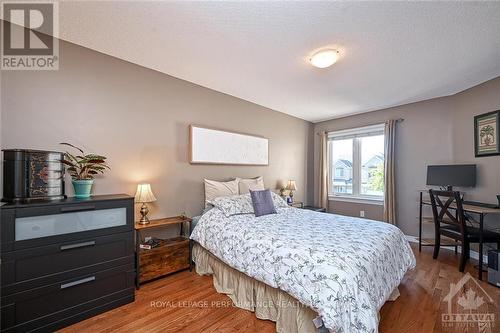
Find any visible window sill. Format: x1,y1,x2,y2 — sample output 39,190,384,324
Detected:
328,195,384,206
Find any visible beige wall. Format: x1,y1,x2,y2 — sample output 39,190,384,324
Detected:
314,76,500,237
327,200,384,221
1,40,314,219
452,78,500,204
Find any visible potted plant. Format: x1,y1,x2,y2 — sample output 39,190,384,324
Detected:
60,143,110,198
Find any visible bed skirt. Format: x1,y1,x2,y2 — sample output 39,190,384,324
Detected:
192,243,321,333
192,243,401,333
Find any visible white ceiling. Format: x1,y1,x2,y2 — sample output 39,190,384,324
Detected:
54,1,500,122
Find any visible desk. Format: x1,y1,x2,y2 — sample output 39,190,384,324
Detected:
419,191,500,280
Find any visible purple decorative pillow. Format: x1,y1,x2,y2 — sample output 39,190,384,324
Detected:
250,189,277,217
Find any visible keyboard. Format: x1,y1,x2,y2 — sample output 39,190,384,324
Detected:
463,201,499,209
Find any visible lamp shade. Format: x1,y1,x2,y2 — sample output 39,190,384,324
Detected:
286,180,297,191
135,183,157,203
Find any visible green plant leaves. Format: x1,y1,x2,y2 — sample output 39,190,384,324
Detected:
60,142,84,154
59,143,110,180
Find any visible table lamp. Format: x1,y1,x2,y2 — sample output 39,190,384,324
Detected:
135,183,157,225
286,180,297,204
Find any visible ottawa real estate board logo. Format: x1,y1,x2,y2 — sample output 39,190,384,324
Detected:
441,273,496,332
1,1,59,70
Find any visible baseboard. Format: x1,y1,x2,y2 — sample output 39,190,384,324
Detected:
405,235,489,265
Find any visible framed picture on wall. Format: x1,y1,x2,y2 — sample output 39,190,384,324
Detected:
189,125,269,165
474,110,500,157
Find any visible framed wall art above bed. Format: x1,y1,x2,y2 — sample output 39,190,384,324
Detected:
474,110,500,157
189,125,269,165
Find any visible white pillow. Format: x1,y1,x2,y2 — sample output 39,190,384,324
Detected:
210,194,254,217
239,176,265,194
204,178,239,207
211,191,289,217
270,191,290,208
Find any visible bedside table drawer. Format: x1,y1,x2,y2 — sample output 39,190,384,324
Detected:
1,231,134,295
139,238,189,283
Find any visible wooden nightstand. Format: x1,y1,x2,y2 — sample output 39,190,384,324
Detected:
290,201,304,208
302,206,327,213
135,216,191,288
290,202,326,212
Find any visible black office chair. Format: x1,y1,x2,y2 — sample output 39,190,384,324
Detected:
429,190,500,272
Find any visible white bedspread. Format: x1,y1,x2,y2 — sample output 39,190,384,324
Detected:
190,207,415,332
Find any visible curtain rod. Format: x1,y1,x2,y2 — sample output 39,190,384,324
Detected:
315,118,404,135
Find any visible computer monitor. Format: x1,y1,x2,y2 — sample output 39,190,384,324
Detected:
426,164,476,190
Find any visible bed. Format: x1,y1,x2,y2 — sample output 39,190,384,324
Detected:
190,194,415,333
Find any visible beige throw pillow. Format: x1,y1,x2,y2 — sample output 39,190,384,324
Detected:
204,178,239,207
238,176,265,194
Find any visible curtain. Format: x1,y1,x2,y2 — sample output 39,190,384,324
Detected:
317,131,329,209
383,120,397,225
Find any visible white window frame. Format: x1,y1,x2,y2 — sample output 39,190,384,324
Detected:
328,124,385,204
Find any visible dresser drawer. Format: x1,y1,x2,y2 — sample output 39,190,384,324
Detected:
1,231,134,295
1,264,135,332
1,198,134,252
15,207,127,241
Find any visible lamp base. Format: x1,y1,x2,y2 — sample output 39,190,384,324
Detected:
138,202,150,225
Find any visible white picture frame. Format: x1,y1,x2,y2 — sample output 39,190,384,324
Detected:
189,125,269,165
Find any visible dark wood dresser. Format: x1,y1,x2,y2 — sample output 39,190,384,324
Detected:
0,194,135,332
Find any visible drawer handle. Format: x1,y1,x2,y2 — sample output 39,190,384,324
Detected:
60,240,96,251
60,205,95,213
60,276,96,289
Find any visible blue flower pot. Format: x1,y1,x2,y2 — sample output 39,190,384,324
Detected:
72,179,94,199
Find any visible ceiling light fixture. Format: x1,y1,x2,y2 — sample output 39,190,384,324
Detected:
309,49,340,68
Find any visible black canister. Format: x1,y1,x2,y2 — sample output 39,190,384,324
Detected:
2,149,66,202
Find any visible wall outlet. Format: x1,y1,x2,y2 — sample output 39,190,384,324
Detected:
360,211,365,218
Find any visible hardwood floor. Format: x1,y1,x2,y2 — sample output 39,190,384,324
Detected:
59,244,500,333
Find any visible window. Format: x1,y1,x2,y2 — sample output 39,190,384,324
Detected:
330,138,353,194
335,167,344,178
328,124,385,201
